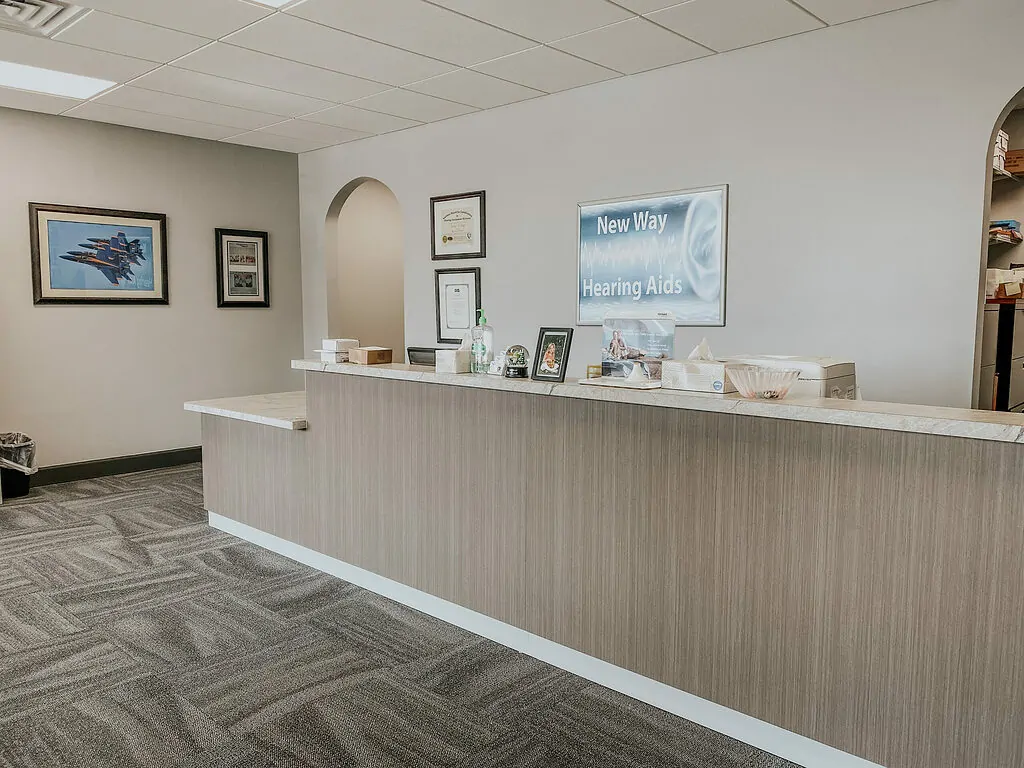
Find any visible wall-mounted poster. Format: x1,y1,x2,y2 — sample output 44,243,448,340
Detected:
578,186,728,326
29,203,168,305
216,229,269,308
431,190,485,260
435,267,481,344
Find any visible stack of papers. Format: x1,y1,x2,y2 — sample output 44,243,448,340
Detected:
990,220,1023,244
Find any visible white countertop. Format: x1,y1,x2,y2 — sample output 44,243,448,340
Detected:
293,360,1024,444
185,391,307,430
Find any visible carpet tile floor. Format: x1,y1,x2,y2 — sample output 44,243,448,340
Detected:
0,465,799,767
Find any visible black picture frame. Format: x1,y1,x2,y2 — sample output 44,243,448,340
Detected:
215,228,270,308
434,266,482,344
531,327,574,383
29,203,169,305
430,190,486,260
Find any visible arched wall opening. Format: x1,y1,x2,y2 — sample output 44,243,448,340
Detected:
973,87,1024,409
324,177,405,362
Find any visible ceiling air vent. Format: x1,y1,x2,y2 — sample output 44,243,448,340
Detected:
0,1,87,38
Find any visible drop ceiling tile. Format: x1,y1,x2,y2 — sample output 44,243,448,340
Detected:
175,43,388,102
647,0,823,52
472,46,618,92
55,11,209,64
551,17,711,74
132,67,334,117
77,0,271,38
0,86,80,115
286,0,534,67
260,119,369,143
792,0,935,25
65,101,238,140
221,131,327,153
428,0,633,43
93,86,282,129
302,105,421,134
225,14,455,87
348,89,477,122
0,28,154,82
406,69,542,109
612,0,679,12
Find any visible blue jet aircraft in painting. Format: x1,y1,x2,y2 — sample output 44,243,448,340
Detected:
59,231,146,286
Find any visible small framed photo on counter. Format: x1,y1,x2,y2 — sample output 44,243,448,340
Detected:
532,327,574,383
431,190,485,260
435,267,481,344
216,228,269,308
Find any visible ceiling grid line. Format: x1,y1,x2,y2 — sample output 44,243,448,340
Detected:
0,0,940,152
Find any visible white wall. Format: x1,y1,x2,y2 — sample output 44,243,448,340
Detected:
327,179,405,359
0,108,303,467
299,0,1017,407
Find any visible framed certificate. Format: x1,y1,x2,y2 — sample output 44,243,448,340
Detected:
216,228,269,308
431,190,485,260
435,267,481,344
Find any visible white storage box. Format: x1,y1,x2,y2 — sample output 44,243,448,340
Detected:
661,360,737,394
723,355,857,400
435,349,471,374
318,349,349,363
322,338,358,352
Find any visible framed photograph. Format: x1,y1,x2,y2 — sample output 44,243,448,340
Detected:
578,185,728,326
431,190,485,260
29,203,168,305
532,327,574,383
216,229,269,308
435,267,481,344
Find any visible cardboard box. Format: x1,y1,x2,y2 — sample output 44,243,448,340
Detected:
350,346,393,365
1005,150,1024,174
435,349,470,374
661,360,737,394
322,338,358,352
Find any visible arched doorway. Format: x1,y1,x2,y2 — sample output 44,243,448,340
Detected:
325,178,405,362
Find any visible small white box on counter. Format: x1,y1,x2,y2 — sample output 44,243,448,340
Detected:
319,350,349,363
661,360,737,394
435,349,471,374
322,338,358,352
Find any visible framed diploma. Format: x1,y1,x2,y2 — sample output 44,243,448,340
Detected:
216,228,269,308
435,267,481,344
431,190,485,260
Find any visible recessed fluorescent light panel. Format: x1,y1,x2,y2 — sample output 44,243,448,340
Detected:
0,60,114,98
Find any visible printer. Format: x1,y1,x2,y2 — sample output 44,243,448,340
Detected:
723,355,857,400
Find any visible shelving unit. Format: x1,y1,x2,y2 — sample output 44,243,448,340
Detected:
993,167,1022,184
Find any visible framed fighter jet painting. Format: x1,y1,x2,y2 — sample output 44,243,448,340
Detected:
29,203,168,305
215,229,270,308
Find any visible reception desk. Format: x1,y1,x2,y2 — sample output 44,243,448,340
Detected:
186,363,1024,768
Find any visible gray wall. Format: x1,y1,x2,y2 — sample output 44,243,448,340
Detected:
298,0,1015,407
0,108,303,467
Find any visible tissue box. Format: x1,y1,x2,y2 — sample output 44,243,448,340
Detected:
350,346,393,365
661,360,737,394
322,338,358,352
435,349,470,374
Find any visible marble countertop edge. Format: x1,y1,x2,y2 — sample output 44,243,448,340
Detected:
184,391,308,431
291,360,1024,444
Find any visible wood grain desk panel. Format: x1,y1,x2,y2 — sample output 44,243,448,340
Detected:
202,372,1024,768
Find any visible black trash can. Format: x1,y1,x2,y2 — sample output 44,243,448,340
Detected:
0,433,36,499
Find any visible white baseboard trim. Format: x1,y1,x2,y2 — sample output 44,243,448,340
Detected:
210,512,884,768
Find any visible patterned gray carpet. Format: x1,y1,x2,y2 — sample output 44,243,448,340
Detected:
0,465,798,768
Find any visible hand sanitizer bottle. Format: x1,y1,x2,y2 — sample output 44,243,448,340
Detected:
471,309,494,374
